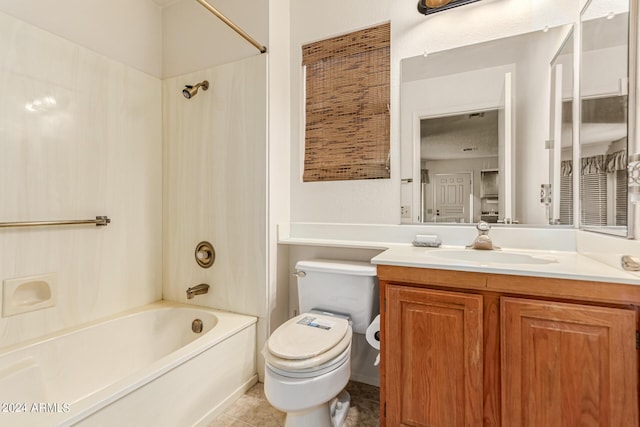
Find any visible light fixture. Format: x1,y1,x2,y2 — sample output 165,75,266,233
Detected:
417,0,482,15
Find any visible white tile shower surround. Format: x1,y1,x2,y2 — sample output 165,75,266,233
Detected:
0,10,162,348
162,55,269,381
161,54,267,318
0,4,273,390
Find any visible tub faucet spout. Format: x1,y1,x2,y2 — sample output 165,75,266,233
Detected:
186,283,210,299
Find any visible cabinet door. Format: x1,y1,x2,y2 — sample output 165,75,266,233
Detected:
386,285,483,426
502,297,638,426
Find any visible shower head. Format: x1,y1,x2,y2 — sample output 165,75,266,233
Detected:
182,80,209,99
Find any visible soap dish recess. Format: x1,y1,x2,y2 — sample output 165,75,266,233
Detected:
2,273,57,317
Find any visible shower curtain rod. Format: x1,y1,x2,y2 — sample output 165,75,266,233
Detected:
194,0,267,54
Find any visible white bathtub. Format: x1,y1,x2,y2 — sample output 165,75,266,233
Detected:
0,301,257,427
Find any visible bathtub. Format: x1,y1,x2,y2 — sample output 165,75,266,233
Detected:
0,301,257,427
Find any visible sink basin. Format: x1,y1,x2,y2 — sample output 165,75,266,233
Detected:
425,250,557,265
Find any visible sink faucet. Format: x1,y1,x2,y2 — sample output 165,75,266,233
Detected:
186,283,210,299
467,221,499,250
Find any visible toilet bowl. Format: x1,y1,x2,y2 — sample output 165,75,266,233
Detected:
263,312,353,427
263,259,378,427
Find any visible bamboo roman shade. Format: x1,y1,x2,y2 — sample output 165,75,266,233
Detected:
302,23,390,182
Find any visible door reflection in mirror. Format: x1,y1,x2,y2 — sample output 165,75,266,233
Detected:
420,110,498,224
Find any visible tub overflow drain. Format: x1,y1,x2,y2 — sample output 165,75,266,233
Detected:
192,319,203,333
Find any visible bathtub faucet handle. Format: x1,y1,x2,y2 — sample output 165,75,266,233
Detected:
186,283,210,299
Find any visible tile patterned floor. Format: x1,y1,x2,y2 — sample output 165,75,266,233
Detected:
209,381,380,427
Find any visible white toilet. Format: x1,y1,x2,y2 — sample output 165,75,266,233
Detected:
263,259,378,427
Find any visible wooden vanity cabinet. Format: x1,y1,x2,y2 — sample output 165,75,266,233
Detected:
378,266,640,427
501,297,638,426
385,285,483,426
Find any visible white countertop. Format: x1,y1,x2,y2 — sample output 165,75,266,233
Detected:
371,245,640,286
279,223,640,286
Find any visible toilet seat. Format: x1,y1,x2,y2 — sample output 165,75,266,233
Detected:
265,312,352,371
265,325,352,371
267,312,350,359
266,344,351,379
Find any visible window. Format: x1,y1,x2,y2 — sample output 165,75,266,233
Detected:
302,23,390,182
616,169,627,226
560,175,573,225
580,172,607,226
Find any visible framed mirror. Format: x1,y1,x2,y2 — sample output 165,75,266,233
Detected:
400,24,575,225
579,0,630,237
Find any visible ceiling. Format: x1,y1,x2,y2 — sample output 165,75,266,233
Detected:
151,0,180,7
582,13,628,52
402,25,569,84
421,110,499,161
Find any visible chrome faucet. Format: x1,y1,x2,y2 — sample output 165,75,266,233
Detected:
186,283,210,299
467,221,499,250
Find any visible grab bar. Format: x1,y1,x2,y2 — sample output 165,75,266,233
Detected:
0,216,111,229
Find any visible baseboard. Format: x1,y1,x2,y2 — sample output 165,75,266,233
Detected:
192,374,259,427
350,372,380,388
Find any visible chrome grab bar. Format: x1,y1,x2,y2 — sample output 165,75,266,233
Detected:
0,216,111,229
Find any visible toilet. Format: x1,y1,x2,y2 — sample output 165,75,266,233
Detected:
263,259,378,427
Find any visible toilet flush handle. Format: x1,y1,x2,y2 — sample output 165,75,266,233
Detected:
292,271,306,278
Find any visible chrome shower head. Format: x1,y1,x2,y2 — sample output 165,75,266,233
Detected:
182,80,209,99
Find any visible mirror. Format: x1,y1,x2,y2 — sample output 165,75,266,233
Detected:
400,24,576,225
580,0,630,237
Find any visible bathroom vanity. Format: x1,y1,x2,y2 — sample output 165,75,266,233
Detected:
373,249,640,426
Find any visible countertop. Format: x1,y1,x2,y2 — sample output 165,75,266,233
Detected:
371,245,640,286
278,223,640,286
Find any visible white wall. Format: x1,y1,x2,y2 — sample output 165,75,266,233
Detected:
0,10,162,348
266,0,291,339
289,0,579,224
0,0,271,79
582,46,628,97
290,0,394,224
162,0,268,78
0,0,162,77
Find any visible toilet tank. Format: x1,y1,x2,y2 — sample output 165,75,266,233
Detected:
294,259,379,334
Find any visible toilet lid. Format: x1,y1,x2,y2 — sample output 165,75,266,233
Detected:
265,342,351,378
267,313,350,360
